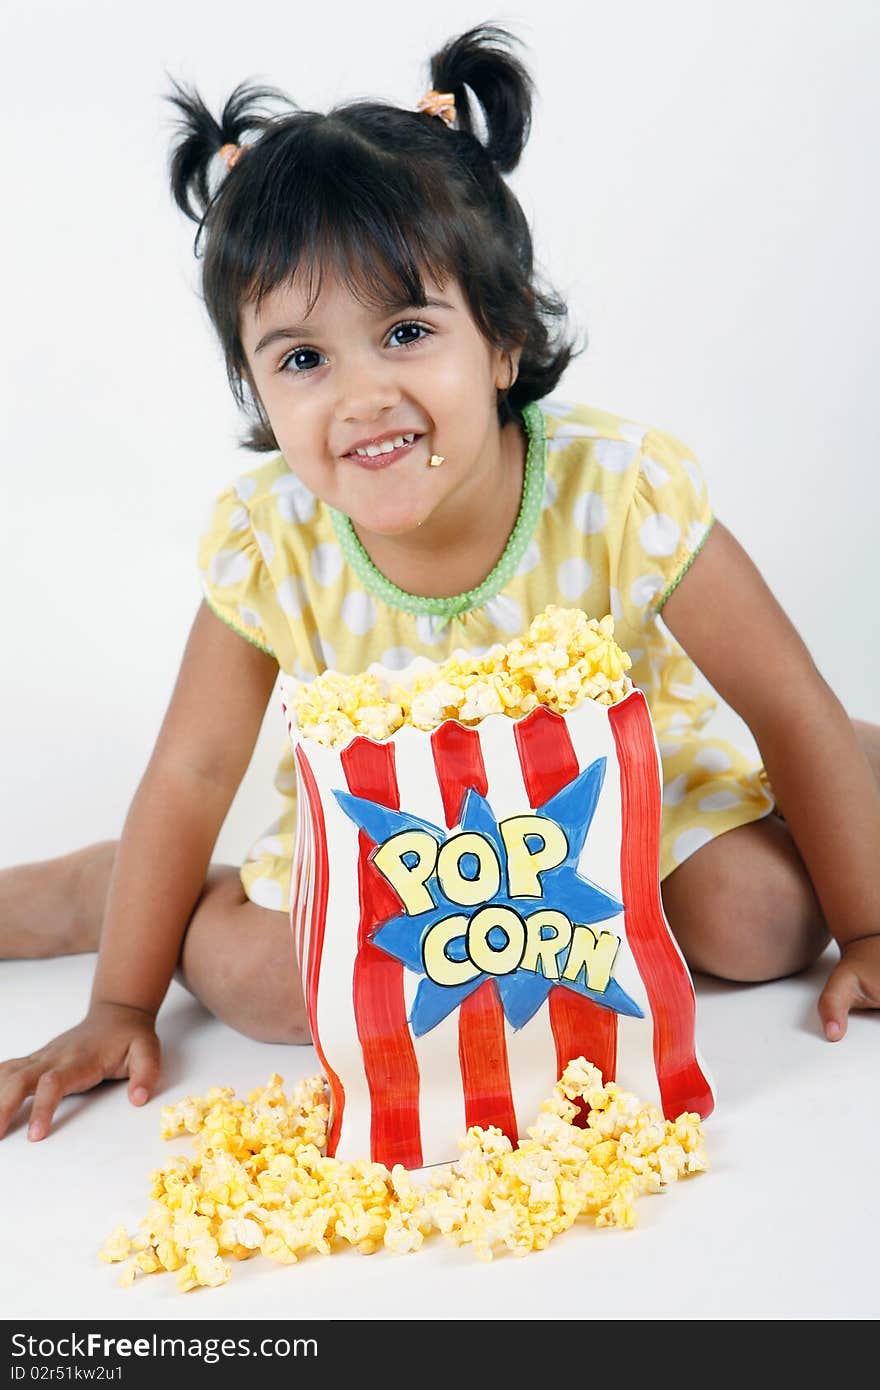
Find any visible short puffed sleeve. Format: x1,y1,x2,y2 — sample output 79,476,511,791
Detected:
197,482,276,655
614,426,715,632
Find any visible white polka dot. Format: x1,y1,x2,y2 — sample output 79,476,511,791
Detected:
699,789,741,812
659,741,683,756
482,594,523,634
209,549,250,588
663,712,692,736
275,771,298,793
628,647,644,665
617,422,648,446
311,543,344,586
686,519,708,552
547,422,601,445
254,529,275,566
694,746,732,773
239,605,262,630
541,399,578,418
342,590,377,635
294,660,316,683
235,476,257,502
640,513,680,558
610,586,623,621
670,680,704,701
663,774,689,806
542,474,558,509
228,505,249,532
415,613,448,645
572,492,608,534
278,575,308,617
247,876,284,910
557,556,592,600
313,635,336,669
273,472,316,523
516,540,540,575
593,439,638,473
672,827,714,864
681,458,703,497
630,574,665,608
640,456,669,489
250,835,285,859
381,646,416,670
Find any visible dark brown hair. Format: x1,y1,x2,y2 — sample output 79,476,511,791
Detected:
165,22,585,451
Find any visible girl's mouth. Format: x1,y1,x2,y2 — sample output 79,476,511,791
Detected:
345,436,423,470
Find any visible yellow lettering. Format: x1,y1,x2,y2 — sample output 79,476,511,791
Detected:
436,832,501,907
561,926,620,993
500,815,569,898
466,905,526,976
522,910,573,980
422,915,480,987
371,830,438,915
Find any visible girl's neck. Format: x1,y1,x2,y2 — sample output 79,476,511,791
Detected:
349,416,527,600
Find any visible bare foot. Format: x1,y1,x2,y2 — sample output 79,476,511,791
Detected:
0,841,117,959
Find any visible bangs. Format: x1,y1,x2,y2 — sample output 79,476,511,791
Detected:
230,116,468,323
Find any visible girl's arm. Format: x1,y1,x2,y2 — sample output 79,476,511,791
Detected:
90,600,280,1017
0,602,279,1139
660,520,880,1039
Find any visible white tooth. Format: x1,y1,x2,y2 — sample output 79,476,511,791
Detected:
354,434,415,457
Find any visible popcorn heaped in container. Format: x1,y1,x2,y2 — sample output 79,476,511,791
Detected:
280,606,715,1168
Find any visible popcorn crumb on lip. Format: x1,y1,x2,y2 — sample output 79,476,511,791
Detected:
281,606,633,749
100,1060,708,1290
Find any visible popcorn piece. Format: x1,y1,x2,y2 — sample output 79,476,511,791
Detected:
283,605,634,748
102,1056,707,1290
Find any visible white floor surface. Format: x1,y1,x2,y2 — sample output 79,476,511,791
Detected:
1,946,876,1322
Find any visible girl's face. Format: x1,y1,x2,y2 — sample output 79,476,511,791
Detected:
239,267,520,541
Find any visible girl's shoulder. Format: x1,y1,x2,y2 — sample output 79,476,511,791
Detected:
539,396,705,496
204,453,322,541
540,396,695,458
225,453,316,518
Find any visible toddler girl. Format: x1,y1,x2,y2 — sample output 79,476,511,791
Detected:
2,23,878,1143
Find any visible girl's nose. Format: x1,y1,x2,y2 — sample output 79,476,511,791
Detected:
335,355,401,419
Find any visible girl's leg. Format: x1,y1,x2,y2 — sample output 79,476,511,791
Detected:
660,813,830,981
0,840,308,1045
661,715,880,980
176,864,309,1045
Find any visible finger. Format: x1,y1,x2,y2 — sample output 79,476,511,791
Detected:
27,1060,104,1141
126,1033,161,1107
0,1063,41,1140
818,965,854,1042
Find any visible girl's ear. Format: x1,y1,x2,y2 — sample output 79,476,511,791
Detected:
496,348,521,392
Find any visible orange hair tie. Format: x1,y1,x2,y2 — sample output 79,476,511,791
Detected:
218,142,244,171
416,90,456,126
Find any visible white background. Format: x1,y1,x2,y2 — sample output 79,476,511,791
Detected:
2,0,877,870
1,0,878,1324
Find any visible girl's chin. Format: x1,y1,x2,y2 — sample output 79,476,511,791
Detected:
345,500,434,538
354,517,429,540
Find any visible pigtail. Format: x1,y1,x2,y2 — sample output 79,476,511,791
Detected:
164,75,292,227
426,22,534,174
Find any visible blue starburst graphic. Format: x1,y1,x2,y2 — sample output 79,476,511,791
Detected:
333,757,644,1035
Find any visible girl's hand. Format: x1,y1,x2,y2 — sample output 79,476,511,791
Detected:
817,935,880,1041
0,1001,161,1140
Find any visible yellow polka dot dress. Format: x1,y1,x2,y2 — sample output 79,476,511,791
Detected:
197,398,775,913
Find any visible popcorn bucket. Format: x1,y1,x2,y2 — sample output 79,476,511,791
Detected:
282,675,714,1170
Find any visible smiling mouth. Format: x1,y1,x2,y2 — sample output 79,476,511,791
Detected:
345,436,424,469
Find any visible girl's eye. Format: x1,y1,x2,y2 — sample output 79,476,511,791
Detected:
278,321,432,375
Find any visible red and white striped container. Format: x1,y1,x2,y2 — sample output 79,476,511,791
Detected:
281,675,714,1170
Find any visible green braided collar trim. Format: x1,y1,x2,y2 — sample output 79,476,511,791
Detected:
328,400,546,618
